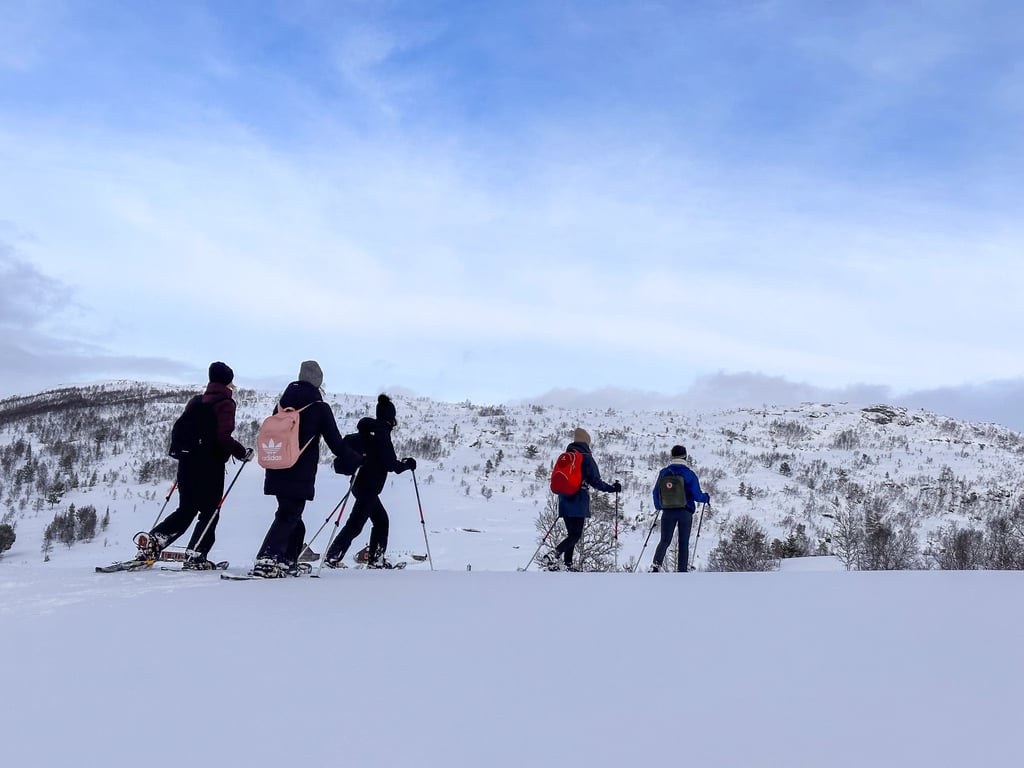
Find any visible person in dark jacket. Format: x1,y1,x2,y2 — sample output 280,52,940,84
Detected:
650,445,710,572
323,394,415,569
253,361,351,577
141,361,251,569
542,427,620,571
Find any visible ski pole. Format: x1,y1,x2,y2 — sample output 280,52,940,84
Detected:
188,457,249,557
688,503,708,572
315,471,360,577
305,483,354,551
633,510,662,573
411,469,434,571
614,491,620,572
518,517,560,571
150,480,178,529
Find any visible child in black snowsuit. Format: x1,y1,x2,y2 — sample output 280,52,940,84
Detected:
323,394,415,569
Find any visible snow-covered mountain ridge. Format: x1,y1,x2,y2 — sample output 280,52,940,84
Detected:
1,381,1022,570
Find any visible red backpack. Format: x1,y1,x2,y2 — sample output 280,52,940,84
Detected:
550,449,584,495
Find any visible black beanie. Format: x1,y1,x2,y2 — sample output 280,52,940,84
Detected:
208,361,234,386
671,445,687,459
376,394,397,426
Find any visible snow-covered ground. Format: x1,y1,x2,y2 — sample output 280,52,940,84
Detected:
4,524,1022,766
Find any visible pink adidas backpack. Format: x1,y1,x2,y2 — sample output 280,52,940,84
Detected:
257,402,316,469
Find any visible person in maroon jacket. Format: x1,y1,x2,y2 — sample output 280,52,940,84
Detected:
140,362,251,569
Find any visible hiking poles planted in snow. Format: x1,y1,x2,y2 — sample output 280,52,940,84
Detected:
189,456,250,556
633,510,662,573
688,502,708,572
150,480,178,529
306,481,355,552
411,469,434,571
314,471,359,577
519,517,560,572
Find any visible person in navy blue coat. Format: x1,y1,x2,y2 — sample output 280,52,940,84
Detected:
253,361,350,577
651,445,710,572
543,427,620,571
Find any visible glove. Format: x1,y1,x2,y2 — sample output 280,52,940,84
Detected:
403,457,417,472
239,447,255,462
611,481,622,493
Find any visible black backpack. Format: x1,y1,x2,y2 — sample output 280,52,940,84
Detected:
167,396,218,460
658,472,689,509
332,432,366,476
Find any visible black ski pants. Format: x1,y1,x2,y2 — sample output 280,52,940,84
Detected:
554,516,585,567
151,462,224,557
653,508,694,571
325,494,389,562
257,496,307,565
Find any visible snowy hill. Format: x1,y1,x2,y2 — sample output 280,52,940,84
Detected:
3,383,1023,767
1,382,1023,572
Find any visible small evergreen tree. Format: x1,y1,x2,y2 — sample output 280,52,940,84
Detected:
76,505,98,542
0,523,15,555
707,515,774,572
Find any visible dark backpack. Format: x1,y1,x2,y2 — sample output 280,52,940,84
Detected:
332,432,366,476
168,396,218,461
658,472,689,509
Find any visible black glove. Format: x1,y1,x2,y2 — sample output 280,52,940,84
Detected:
238,447,254,462
403,457,417,472
611,481,622,493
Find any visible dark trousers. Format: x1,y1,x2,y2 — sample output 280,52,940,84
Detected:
554,516,585,566
257,496,307,565
653,508,694,571
325,495,390,562
151,465,224,557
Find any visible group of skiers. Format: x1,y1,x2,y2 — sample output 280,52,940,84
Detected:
537,429,710,572
134,361,710,576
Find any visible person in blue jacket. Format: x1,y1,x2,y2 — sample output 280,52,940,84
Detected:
651,445,710,572
543,427,621,571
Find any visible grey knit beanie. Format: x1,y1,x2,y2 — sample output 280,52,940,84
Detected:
298,360,323,388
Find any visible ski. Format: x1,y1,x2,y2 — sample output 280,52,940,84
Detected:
95,550,214,573
160,560,229,572
354,561,407,570
95,558,156,573
221,563,313,581
352,546,421,565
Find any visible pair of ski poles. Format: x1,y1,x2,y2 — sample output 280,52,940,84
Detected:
519,490,624,572
148,456,252,557
306,468,435,575
632,502,708,573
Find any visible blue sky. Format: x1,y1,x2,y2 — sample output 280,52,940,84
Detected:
1,0,1022,427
